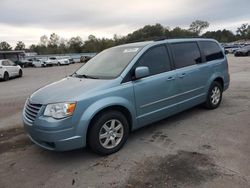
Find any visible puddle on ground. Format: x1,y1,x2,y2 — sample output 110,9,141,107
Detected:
125,150,218,188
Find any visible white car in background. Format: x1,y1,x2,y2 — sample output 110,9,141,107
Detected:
32,58,46,67
44,56,70,66
57,56,70,66
44,57,58,66
0,59,23,81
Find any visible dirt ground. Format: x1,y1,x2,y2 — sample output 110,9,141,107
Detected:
0,55,250,188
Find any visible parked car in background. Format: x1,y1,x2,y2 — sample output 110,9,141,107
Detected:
234,45,250,56
0,59,23,81
32,58,46,67
64,56,75,64
72,56,81,63
15,60,27,67
44,56,70,66
80,55,92,63
23,38,230,155
57,56,70,66
15,58,33,67
224,44,242,54
44,57,59,66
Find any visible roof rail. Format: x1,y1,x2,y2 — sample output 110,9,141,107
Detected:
153,37,168,41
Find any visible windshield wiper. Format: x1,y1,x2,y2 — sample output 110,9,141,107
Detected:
72,73,99,79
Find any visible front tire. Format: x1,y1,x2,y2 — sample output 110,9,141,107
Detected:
88,110,129,155
18,69,23,77
3,72,9,81
205,81,222,109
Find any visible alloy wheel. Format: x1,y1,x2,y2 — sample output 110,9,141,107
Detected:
99,119,124,149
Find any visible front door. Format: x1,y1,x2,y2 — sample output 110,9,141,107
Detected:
132,45,177,127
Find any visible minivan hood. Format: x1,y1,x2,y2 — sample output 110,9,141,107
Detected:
30,77,116,104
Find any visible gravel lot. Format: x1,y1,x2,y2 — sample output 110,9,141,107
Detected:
0,55,250,188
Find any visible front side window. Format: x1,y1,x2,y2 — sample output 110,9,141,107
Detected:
200,41,224,61
137,45,171,76
75,46,142,79
171,42,202,69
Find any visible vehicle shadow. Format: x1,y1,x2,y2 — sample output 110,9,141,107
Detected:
129,105,207,140
36,105,208,163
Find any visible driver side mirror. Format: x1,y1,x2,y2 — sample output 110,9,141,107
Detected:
135,66,150,79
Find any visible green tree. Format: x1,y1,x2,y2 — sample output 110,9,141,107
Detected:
170,27,197,38
58,38,68,54
189,20,210,35
47,33,60,54
202,29,236,42
48,33,60,47
125,23,166,42
0,41,12,50
236,24,249,39
68,36,83,53
15,41,25,50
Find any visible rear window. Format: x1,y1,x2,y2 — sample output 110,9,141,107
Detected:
171,42,202,69
200,41,224,62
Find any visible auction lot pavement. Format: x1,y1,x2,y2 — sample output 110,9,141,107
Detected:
0,56,250,188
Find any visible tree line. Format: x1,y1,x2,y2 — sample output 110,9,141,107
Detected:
0,20,250,54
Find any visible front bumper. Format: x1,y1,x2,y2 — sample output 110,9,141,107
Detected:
23,113,85,151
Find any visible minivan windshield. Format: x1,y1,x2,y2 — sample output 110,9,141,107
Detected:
74,46,142,79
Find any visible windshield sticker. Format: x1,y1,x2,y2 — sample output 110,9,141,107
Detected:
123,48,139,53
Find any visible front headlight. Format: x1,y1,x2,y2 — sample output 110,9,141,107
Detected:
44,102,76,119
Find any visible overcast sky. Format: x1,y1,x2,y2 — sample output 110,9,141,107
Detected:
0,0,249,46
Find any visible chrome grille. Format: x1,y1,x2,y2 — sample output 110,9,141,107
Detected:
24,100,42,123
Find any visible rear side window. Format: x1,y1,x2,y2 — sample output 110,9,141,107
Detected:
137,45,171,76
200,41,224,61
171,42,201,69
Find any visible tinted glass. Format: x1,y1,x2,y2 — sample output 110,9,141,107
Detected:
2,60,9,66
137,45,171,76
200,41,224,61
75,46,142,78
171,42,201,69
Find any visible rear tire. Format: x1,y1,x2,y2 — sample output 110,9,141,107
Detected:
3,72,9,81
205,81,222,109
247,52,250,56
88,110,129,155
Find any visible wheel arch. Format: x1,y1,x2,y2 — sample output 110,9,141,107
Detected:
76,97,136,147
213,77,224,90
4,71,9,77
85,105,133,146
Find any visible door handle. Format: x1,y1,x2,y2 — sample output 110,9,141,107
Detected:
179,73,186,78
166,76,175,81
